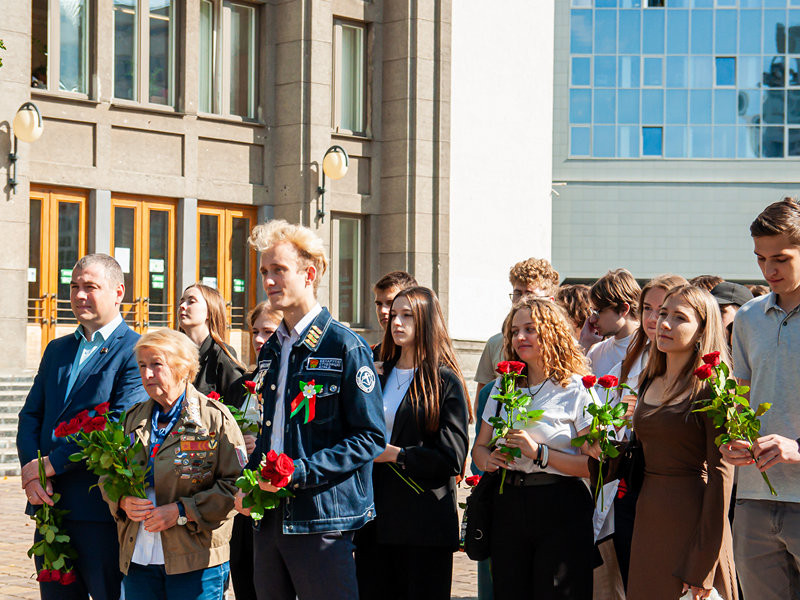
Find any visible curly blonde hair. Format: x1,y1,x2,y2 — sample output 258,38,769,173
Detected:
508,258,560,296
503,297,590,387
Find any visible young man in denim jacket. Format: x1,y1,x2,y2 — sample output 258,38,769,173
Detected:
235,219,385,600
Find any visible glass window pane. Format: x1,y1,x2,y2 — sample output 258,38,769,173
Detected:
713,126,736,158
738,56,762,88
664,125,687,157
571,10,593,54
113,207,135,307
621,0,642,6
572,57,591,86
667,9,689,54
60,0,88,93
618,89,640,124
149,0,173,105
339,23,365,131
572,0,592,6
594,56,616,87
666,89,688,123
788,89,800,123
790,57,800,86
229,3,256,118
199,214,219,288
764,90,786,124
738,89,761,125
790,11,800,53
148,210,170,326
618,126,640,158
571,127,591,155
642,89,664,124
762,126,784,157
595,10,616,54
666,56,688,87
644,57,663,86
28,199,42,305
691,10,712,54
114,0,137,100
594,89,616,124
689,126,712,158
716,0,735,7
643,11,665,54
716,57,735,86
618,56,640,87
592,126,615,157
690,56,713,87
596,0,617,7
764,57,786,89
337,218,361,325
788,128,800,156
714,10,736,55
642,127,663,156
619,11,641,53
690,89,712,124
764,9,787,54
692,0,712,6
738,125,761,158
200,0,214,112
570,89,592,124
739,10,762,54
32,0,48,88
714,89,737,124
230,217,250,328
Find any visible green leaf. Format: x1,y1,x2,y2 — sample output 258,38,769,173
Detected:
755,403,771,417
571,436,587,447
51,556,65,570
605,444,620,458
45,529,55,544
51,493,61,504
69,452,85,462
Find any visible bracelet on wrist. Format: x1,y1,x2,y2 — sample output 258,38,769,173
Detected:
540,445,549,469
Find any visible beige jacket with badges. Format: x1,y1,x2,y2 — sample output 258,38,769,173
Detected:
101,384,247,575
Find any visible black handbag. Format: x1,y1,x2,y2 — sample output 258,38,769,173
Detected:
463,469,500,561
587,431,645,496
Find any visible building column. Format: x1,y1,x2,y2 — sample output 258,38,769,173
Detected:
88,189,112,255
176,197,198,298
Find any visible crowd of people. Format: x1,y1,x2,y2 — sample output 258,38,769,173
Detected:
15,197,800,600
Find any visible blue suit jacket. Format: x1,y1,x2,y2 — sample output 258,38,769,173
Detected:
17,320,148,521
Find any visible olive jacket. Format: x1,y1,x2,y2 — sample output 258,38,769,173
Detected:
101,384,247,575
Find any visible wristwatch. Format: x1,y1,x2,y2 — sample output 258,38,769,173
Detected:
176,501,188,526
396,448,407,468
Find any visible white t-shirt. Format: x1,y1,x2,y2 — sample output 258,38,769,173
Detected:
382,368,416,439
587,333,635,377
482,374,598,477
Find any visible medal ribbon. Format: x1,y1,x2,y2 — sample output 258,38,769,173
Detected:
290,380,323,424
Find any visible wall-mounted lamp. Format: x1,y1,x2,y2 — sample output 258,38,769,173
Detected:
316,145,349,223
8,102,44,194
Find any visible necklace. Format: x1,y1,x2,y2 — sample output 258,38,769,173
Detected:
527,379,548,397
394,369,415,390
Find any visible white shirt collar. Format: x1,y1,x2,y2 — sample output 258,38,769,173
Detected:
75,314,123,343
275,303,323,345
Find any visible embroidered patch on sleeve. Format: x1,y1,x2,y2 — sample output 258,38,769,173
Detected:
235,446,248,468
356,366,376,393
305,357,344,372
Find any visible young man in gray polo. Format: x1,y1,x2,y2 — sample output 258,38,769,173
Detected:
722,197,800,600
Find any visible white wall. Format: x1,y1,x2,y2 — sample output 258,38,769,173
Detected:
449,0,555,341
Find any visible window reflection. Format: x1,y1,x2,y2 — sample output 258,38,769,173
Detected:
114,0,137,100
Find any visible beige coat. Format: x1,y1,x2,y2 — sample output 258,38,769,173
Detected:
101,384,247,575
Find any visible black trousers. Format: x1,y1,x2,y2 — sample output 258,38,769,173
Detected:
355,521,454,600
489,478,593,600
35,519,121,600
252,508,358,600
229,513,257,600
612,484,639,591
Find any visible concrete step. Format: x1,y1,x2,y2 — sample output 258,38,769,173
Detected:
0,423,19,436
0,413,18,426
0,447,19,464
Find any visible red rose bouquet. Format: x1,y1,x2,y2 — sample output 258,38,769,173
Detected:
56,402,149,502
235,450,296,521
571,374,633,506
27,451,78,586
487,361,545,494
692,352,776,496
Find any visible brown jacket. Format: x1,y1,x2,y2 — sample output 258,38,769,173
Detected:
101,384,247,575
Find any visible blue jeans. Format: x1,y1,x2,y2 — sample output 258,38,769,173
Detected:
123,562,229,600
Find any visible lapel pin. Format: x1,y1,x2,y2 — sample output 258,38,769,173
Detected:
100,347,109,354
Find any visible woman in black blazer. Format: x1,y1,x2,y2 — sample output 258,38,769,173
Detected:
355,286,471,600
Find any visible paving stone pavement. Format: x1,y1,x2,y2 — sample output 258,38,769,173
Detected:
0,476,478,600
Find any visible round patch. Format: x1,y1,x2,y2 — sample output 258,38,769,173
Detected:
356,366,376,393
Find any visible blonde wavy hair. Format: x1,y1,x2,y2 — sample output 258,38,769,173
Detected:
135,328,200,383
503,297,590,387
248,219,329,292
508,258,560,296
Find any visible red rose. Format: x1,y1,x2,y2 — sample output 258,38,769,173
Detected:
82,416,107,433
702,352,721,367
50,569,62,583
271,453,295,488
36,570,53,582
581,375,597,389
260,462,277,481
54,417,82,438
60,570,77,586
94,402,110,415
207,391,221,400
244,380,258,394
265,450,279,465
464,475,481,487
597,375,619,389
75,409,91,425
496,360,526,375
693,364,715,380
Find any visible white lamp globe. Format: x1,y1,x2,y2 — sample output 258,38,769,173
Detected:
13,104,44,143
322,147,348,180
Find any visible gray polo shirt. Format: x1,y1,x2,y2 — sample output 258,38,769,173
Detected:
732,292,800,503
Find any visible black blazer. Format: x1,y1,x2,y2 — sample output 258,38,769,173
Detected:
193,335,245,398
368,362,469,549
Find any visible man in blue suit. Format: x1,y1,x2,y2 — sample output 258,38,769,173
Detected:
17,253,148,600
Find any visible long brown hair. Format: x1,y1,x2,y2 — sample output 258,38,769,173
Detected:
379,286,472,432
619,274,688,387
502,297,590,387
180,283,246,370
640,285,730,408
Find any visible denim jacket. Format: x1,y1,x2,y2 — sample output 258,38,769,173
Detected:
248,307,386,534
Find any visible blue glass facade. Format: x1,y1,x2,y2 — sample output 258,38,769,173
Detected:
568,0,800,158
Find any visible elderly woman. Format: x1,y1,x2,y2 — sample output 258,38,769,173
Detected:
102,328,246,599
